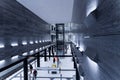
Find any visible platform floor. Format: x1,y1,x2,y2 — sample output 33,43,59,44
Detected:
6,45,76,80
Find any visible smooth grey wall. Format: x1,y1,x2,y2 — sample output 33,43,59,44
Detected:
72,0,120,80
0,0,51,60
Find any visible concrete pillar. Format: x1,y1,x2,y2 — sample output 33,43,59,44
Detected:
49,47,51,60
23,58,28,80
44,49,47,61
37,52,40,67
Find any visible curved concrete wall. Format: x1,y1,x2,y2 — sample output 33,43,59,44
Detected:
82,0,120,79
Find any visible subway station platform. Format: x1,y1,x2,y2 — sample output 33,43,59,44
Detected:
0,0,120,80
6,45,77,80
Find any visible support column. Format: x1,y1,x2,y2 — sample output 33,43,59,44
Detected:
73,57,76,68
44,49,47,61
49,47,51,60
76,68,80,80
76,69,78,80
71,52,74,61
37,52,40,67
23,58,28,80
52,46,54,56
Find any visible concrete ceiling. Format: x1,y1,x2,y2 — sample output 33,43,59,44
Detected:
17,0,74,24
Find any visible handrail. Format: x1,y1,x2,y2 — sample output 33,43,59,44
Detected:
0,43,55,72
15,76,73,79
70,43,81,80
37,67,76,71
8,59,37,80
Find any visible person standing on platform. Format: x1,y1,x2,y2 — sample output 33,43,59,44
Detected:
29,64,33,74
33,69,37,80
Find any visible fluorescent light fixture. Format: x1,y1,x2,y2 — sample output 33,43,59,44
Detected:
11,42,18,47
22,52,28,56
11,55,19,60
30,50,34,54
80,76,84,80
0,60,5,64
0,43,5,48
35,40,38,43
87,56,98,73
79,43,86,52
79,47,84,52
86,0,98,16
39,40,41,43
22,41,27,45
29,41,33,44
84,36,90,39
35,49,38,52
43,46,45,49
76,44,79,47
39,48,41,50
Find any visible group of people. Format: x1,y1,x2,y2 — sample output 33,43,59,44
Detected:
29,64,37,80
29,57,60,79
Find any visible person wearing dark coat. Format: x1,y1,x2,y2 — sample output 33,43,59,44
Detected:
29,64,33,74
